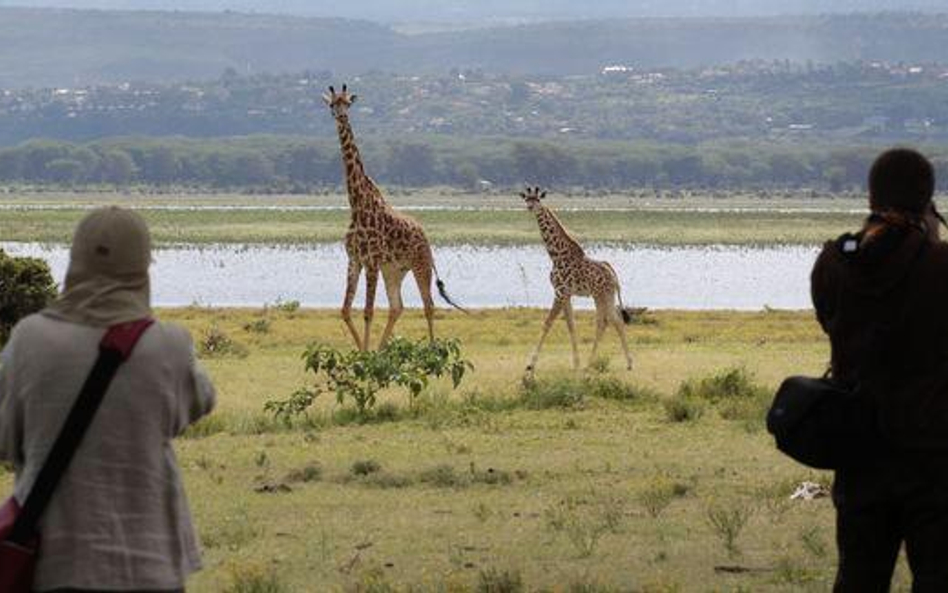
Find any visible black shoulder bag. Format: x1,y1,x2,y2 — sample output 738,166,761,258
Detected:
768,236,925,470
0,318,153,592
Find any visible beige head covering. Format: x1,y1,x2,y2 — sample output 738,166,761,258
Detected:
43,206,152,327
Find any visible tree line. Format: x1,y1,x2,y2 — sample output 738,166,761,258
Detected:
3,136,948,192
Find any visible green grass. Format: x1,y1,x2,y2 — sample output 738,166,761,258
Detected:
0,190,874,246
0,308,917,591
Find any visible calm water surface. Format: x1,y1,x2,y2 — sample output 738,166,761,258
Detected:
1,242,819,310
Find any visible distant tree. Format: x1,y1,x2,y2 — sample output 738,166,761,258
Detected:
138,146,179,184
284,145,329,184
97,150,137,185
43,158,85,184
386,142,437,186
511,142,577,185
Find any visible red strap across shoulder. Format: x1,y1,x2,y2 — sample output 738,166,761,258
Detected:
99,318,155,361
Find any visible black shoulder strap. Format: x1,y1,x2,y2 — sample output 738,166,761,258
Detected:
7,318,154,545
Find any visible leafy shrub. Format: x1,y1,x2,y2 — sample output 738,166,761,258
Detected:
265,337,473,419
0,249,57,345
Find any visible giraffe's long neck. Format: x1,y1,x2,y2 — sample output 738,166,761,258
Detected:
534,205,584,264
335,113,383,212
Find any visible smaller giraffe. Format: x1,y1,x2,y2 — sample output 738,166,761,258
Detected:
521,187,633,372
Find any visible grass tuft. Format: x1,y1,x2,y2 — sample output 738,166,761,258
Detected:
223,565,288,593
477,567,524,593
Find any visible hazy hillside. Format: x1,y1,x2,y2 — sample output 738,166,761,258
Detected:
2,9,948,88
0,0,943,22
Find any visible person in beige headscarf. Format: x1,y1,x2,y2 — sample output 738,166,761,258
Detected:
0,206,215,592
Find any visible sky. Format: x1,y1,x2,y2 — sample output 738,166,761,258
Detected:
0,0,943,23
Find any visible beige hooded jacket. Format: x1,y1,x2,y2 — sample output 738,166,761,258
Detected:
0,207,216,591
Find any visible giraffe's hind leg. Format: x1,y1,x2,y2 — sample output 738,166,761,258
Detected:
379,265,408,347
362,265,380,351
589,295,610,365
341,258,363,349
608,298,633,370
412,263,436,342
562,299,581,370
527,297,566,373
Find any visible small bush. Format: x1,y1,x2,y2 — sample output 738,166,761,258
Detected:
351,459,382,476
706,498,753,558
663,394,705,423
198,325,249,358
678,367,767,403
638,479,680,518
266,337,472,420
0,249,57,345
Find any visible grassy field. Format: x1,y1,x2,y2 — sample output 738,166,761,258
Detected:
0,190,880,246
0,307,918,592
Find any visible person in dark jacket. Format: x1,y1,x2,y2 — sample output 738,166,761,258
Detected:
811,148,948,592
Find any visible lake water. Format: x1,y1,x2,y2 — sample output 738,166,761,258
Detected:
1,242,819,310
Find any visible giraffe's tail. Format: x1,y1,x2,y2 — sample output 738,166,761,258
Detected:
604,262,634,325
433,265,469,314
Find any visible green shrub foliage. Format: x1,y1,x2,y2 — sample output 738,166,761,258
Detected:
266,337,473,419
0,249,57,345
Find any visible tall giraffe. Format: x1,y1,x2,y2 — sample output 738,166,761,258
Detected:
521,187,633,373
323,84,464,350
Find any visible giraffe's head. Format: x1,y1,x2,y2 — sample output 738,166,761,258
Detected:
519,186,547,212
322,84,358,119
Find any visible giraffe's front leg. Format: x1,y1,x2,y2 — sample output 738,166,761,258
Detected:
527,297,566,374
362,265,380,351
341,258,363,349
562,298,581,370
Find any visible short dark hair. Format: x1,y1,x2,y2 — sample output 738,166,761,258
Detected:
868,148,935,214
